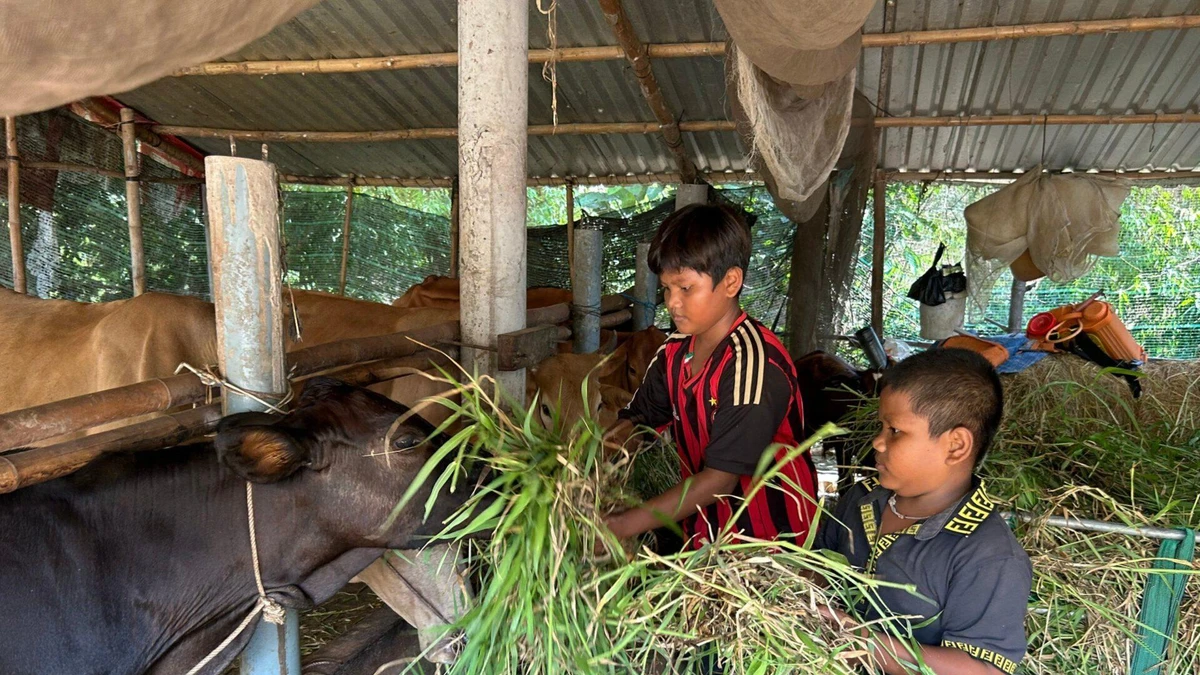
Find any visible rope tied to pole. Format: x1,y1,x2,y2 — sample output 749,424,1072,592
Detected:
174,362,294,415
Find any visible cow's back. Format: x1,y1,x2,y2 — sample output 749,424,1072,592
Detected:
0,290,217,413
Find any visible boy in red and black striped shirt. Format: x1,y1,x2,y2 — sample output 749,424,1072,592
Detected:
604,203,818,550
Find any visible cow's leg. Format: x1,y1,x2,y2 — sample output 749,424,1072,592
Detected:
351,546,473,664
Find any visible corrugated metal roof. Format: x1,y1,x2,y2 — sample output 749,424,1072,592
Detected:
116,0,1199,179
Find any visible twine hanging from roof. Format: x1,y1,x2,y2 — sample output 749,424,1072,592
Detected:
0,0,320,116
538,0,560,127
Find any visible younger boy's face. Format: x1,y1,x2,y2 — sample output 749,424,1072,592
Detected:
660,267,741,336
872,387,960,497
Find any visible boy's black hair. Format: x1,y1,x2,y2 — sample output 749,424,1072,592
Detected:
647,203,752,291
879,348,1004,468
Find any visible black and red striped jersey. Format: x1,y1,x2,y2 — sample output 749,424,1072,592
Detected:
619,312,818,548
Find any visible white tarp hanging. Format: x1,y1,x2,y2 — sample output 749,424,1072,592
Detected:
0,0,320,116
964,167,1130,311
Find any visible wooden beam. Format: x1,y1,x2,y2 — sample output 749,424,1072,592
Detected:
565,179,575,284
871,172,886,336
448,178,459,277
338,186,354,295
120,108,146,296
5,116,25,294
596,0,697,182
170,15,1200,77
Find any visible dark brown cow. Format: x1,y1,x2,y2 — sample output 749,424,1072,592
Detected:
0,378,480,675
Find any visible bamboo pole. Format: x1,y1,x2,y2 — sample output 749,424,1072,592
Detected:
338,186,354,295
867,112,1200,128
170,15,1200,77
448,179,459,277
152,120,736,142
73,98,206,177
155,112,1200,146
21,161,203,184
596,0,696,182
871,172,886,335
565,180,575,285
0,405,222,494
886,169,1200,182
120,108,146,296
5,116,25,294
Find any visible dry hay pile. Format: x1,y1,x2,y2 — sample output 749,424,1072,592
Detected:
989,356,1200,674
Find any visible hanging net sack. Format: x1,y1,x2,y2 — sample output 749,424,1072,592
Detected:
964,167,1130,312
727,43,856,207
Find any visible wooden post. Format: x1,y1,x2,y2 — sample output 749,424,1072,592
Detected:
449,179,459,277
338,186,354,295
565,180,575,283
205,155,297,675
5,116,25,294
871,173,886,336
120,108,146,296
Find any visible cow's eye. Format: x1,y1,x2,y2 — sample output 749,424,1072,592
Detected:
391,432,423,451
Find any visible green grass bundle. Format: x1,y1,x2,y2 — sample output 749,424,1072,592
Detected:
392,371,928,674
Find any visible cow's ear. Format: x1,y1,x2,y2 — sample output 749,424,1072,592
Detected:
216,425,311,483
594,352,623,379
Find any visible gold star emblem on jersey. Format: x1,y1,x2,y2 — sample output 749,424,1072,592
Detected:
709,397,717,407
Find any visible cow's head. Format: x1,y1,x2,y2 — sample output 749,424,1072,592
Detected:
526,353,625,433
214,377,473,549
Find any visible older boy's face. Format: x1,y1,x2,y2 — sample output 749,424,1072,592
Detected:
660,267,740,336
872,388,956,497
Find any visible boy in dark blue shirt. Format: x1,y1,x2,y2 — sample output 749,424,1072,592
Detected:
816,348,1031,674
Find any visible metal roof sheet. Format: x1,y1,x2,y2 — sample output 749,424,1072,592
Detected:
115,0,1200,178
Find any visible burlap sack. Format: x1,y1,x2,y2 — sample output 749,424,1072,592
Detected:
714,0,876,86
0,0,320,116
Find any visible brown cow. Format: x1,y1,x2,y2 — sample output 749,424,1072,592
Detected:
0,288,456,418
393,275,571,311
527,327,667,432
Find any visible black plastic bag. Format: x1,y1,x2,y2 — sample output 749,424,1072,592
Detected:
907,243,967,306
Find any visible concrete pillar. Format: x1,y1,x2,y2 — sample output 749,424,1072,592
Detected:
204,156,298,675
1008,277,1027,333
572,223,603,353
458,0,528,397
675,183,707,209
632,242,657,330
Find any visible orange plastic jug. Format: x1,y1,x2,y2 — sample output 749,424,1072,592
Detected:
1078,301,1146,362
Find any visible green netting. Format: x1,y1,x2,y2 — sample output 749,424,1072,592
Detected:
4,109,1197,361
845,182,1200,360
0,110,208,302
